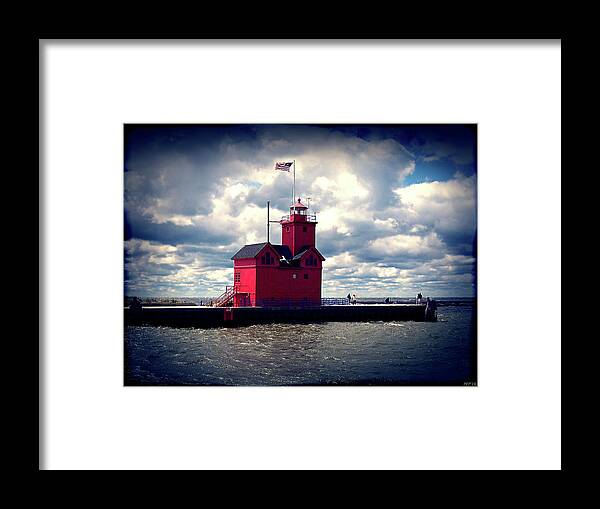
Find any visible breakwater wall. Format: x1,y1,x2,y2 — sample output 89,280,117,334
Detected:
125,304,435,328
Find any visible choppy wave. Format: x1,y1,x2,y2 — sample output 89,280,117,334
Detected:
125,304,476,386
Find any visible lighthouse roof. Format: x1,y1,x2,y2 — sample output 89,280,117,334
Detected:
231,242,292,260
291,198,308,209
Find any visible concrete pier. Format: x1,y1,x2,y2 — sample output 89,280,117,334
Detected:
125,304,436,328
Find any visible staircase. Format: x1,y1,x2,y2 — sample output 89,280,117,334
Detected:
214,285,236,307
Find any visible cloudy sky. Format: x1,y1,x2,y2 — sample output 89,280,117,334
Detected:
124,124,477,298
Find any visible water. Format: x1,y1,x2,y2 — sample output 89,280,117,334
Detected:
124,304,476,386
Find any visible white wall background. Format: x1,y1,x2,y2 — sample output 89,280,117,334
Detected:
41,40,561,470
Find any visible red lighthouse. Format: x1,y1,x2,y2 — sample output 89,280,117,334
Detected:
217,198,325,307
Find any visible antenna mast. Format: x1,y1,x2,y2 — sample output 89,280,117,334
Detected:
266,201,270,243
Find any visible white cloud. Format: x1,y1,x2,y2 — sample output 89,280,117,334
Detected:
125,126,476,297
394,174,477,242
369,232,445,258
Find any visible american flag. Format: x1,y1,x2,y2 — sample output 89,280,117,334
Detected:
275,161,293,172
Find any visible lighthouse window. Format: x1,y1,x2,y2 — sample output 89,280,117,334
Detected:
265,252,272,265
234,272,240,283
292,273,297,279
286,227,290,232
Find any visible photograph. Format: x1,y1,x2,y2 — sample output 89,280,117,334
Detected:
41,38,561,470
124,124,477,386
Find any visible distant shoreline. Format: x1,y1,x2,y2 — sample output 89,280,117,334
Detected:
124,296,475,307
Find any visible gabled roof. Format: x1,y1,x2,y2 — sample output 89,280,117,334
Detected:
231,242,293,260
272,244,293,260
231,243,268,260
291,245,326,261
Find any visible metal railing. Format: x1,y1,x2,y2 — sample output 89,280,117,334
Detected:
280,214,317,222
321,298,350,306
255,297,364,307
258,298,322,308
214,284,250,307
214,286,235,307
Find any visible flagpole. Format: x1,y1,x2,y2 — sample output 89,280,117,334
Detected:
293,160,296,212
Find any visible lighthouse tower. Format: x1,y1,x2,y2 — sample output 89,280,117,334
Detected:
281,198,316,256
225,197,325,308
